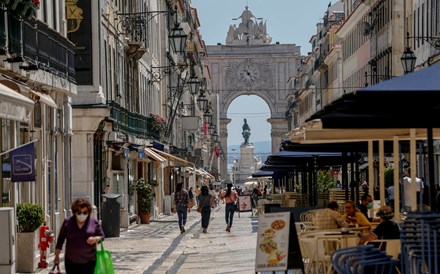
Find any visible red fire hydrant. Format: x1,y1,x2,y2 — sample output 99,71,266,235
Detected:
38,221,54,268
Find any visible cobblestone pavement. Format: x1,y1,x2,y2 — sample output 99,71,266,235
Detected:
35,205,262,274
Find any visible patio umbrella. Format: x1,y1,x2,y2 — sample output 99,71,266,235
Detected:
307,63,440,209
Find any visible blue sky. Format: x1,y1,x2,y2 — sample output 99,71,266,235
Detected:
191,0,339,145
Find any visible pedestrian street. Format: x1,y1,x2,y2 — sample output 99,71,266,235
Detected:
36,205,264,274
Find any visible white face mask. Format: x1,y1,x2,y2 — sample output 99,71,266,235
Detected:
76,213,88,222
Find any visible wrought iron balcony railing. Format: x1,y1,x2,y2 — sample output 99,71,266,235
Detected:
108,101,161,140
0,13,75,82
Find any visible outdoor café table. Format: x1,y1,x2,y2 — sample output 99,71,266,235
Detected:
299,230,361,247
299,231,361,274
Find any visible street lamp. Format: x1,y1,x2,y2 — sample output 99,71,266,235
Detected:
401,47,416,74
169,22,187,54
401,33,416,74
187,76,200,96
197,91,208,111
212,131,219,143
203,109,213,125
400,32,440,74
208,123,216,135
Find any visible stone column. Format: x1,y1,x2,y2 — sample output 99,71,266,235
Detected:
268,117,289,152
219,118,231,182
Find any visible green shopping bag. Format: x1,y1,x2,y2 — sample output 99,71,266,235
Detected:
94,241,115,274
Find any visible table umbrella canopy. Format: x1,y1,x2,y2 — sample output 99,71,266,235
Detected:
306,63,440,210
251,170,274,178
308,62,440,129
264,150,359,168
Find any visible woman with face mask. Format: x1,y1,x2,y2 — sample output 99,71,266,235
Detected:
54,198,105,273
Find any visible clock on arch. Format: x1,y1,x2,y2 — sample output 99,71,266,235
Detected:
237,59,261,83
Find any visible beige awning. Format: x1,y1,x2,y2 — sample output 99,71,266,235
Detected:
288,119,440,143
28,89,58,109
144,147,166,163
0,77,57,109
198,168,215,179
0,82,34,123
151,147,193,167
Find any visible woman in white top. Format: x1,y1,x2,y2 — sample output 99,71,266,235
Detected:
221,183,238,232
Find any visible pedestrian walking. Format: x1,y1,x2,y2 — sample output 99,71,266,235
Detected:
198,185,215,233
54,198,105,274
188,186,195,212
221,183,238,232
173,182,189,234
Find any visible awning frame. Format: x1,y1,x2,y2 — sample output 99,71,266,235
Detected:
144,147,167,163
151,147,193,167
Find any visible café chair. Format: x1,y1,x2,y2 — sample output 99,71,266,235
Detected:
365,239,401,259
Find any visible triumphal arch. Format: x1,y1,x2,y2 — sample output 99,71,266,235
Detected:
205,6,304,180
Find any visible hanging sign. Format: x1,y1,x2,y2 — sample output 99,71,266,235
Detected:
11,143,35,182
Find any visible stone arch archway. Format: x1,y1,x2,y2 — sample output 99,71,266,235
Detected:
206,44,303,181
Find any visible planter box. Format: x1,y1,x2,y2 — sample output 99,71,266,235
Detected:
16,231,37,273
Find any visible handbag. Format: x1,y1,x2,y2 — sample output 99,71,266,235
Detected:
49,264,63,274
197,195,208,214
94,241,115,274
233,201,239,212
188,200,195,208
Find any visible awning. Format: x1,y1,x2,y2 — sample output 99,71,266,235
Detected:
198,168,215,179
0,77,57,109
144,147,166,163
252,170,274,178
185,167,214,178
151,147,193,167
28,89,57,109
289,120,440,143
0,82,34,123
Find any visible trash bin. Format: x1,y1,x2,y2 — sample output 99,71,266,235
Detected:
102,194,121,238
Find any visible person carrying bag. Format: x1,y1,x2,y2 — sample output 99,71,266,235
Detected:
54,198,104,274
196,196,207,214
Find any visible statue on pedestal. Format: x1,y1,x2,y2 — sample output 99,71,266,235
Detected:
242,118,251,145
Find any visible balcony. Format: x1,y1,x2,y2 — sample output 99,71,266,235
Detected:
108,101,161,140
0,14,75,82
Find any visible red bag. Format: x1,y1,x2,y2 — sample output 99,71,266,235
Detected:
255,187,262,196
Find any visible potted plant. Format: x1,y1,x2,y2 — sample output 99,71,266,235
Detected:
16,202,44,273
135,178,158,224
148,113,167,134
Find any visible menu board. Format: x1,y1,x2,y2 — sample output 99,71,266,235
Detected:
238,195,252,212
255,212,290,272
